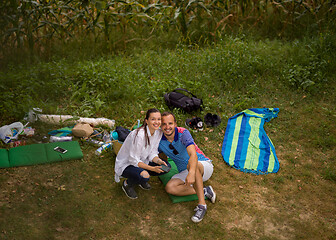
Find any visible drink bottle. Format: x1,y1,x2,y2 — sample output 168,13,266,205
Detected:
50,136,72,142
86,138,104,146
95,142,112,155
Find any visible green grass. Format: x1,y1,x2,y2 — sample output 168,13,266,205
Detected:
0,34,335,239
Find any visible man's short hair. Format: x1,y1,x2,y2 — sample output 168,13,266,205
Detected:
161,111,176,122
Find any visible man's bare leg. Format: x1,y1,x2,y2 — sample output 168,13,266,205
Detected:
165,162,205,205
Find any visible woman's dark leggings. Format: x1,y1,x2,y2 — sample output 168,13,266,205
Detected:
121,161,171,186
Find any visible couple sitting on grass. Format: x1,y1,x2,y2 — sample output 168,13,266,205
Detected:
114,108,216,223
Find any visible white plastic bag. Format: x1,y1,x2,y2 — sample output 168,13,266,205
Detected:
0,122,24,143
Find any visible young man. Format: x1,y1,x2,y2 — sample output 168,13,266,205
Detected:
158,112,216,223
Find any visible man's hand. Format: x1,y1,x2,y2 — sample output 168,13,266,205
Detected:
185,172,196,186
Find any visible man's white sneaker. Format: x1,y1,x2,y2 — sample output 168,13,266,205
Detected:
191,205,207,223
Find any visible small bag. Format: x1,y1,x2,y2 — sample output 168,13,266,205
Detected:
164,88,203,113
115,126,131,142
72,122,94,138
0,122,24,143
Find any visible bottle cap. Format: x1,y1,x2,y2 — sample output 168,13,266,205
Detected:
111,131,118,140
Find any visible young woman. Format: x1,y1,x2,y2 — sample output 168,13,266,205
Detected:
114,108,170,199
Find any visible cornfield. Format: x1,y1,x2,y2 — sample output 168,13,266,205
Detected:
0,0,335,53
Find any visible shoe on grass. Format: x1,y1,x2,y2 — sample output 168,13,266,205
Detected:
204,185,216,203
195,117,204,131
122,180,138,199
185,118,197,130
204,113,221,127
212,114,221,127
186,117,203,131
204,113,213,127
191,205,207,223
139,181,151,190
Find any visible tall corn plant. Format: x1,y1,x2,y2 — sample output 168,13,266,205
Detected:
0,0,83,54
97,0,158,48
1,0,335,58
264,0,336,37
0,0,173,53
172,0,212,38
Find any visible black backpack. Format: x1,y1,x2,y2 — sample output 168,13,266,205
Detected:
115,126,131,142
164,88,203,113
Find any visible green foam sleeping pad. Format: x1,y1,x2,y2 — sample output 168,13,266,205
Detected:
0,141,83,168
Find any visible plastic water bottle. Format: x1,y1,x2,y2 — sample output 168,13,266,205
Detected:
86,139,104,146
103,130,110,142
50,136,72,142
95,142,112,155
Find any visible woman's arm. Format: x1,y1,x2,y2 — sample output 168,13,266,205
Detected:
151,156,168,166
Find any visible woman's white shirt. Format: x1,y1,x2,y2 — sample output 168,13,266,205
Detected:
114,126,163,182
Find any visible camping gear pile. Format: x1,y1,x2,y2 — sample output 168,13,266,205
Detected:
0,108,122,168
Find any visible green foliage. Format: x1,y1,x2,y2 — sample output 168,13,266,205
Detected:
1,0,335,60
1,35,335,123
282,32,335,91
0,60,73,121
285,64,320,90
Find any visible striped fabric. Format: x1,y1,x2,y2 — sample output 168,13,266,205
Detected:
221,108,280,174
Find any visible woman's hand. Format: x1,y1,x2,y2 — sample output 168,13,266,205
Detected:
151,165,164,173
157,158,168,166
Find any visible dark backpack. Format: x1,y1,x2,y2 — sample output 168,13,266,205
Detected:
164,88,203,113
115,126,131,142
